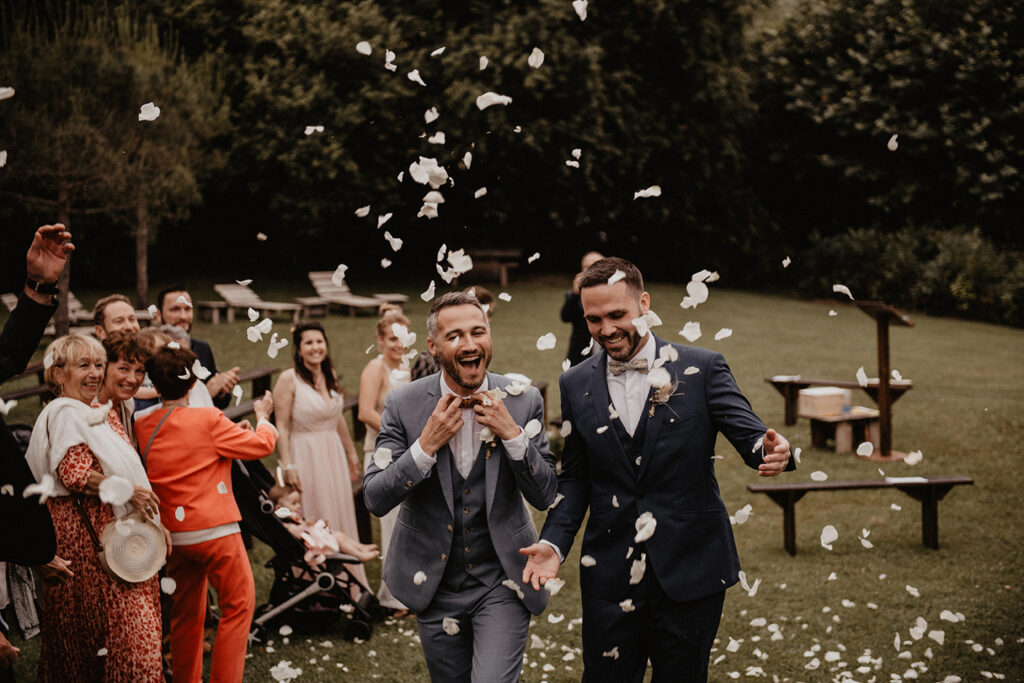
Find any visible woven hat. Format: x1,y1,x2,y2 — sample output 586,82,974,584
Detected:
100,513,166,583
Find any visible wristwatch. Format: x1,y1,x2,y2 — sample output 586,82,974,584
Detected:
25,276,59,295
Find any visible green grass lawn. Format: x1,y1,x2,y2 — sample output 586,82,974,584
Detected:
5,280,1023,681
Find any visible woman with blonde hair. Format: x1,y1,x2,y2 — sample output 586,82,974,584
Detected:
26,334,167,682
358,304,412,615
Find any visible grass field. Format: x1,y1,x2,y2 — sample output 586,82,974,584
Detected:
4,279,1023,681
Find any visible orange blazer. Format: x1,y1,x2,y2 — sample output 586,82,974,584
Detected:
135,407,277,532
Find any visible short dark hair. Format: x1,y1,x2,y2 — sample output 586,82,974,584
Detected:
291,321,338,394
156,285,189,312
93,294,133,328
101,330,149,365
579,257,645,296
145,345,198,401
426,291,488,340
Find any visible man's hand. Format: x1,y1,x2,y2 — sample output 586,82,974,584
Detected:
520,542,561,591
207,367,241,397
26,223,74,283
418,394,464,455
37,555,74,582
473,392,521,441
253,390,274,422
0,631,19,669
759,428,791,477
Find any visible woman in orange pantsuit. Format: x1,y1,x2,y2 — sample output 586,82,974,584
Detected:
135,345,277,683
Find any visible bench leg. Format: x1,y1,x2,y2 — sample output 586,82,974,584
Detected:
783,387,799,426
227,307,236,324
810,420,830,449
920,490,940,549
765,491,805,556
834,422,853,453
868,420,880,448
212,308,221,325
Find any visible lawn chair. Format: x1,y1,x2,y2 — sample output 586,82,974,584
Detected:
213,283,302,324
306,271,401,316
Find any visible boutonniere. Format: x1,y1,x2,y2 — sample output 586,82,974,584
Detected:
647,345,683,417
479,426,497,457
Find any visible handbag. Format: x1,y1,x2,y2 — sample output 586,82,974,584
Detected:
73,498,165,583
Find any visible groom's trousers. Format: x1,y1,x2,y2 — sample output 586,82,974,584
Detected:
580,559,726,683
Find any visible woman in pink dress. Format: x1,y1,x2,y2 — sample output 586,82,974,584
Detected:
26,333,166,682
272,322,367,587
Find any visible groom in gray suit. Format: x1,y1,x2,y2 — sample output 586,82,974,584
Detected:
364,291,558,682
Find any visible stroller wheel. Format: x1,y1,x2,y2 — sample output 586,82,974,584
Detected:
344,619,373,641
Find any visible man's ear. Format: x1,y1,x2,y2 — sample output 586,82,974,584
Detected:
94,325,107,341
639,291,650,314
426,336,437,357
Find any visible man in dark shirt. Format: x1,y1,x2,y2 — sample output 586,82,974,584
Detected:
0,224,76,675
153,286,239,409
560,251,604,367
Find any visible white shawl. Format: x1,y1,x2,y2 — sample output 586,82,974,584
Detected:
25,398,153,514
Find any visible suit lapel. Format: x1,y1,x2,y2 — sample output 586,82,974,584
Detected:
636,335,669,481
483,372,503,517
423,376,454,518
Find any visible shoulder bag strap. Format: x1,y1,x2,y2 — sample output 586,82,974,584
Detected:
141,406,177,468
72,495,104,554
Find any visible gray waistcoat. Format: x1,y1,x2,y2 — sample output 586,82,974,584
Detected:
440,449,503,591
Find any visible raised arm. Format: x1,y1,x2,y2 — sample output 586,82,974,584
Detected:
210,393,277,459
272,370,300,490
357,359,384,432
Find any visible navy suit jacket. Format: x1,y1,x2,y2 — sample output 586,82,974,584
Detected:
364,372,558,615
541,334,793,603
0,292,57,565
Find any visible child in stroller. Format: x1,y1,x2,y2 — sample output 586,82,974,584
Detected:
268,484,378,568
232,459,388,644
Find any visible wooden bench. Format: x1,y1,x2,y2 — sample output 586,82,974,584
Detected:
217,366,280,421
469,248,522,287
805,406,880,453
766,376,913,426
748,475,974,555
213,284,302,324
195,300,229,324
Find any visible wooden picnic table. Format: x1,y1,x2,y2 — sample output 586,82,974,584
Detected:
748,475,973,555
469,248,522,287
765,376,914,426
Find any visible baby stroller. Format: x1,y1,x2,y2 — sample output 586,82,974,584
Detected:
231,459,386,644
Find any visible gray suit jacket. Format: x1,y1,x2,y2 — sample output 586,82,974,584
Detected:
364,372,558,615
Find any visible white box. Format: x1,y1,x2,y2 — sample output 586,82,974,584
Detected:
798,387,852,416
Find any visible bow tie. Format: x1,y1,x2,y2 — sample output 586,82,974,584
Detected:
608,357,649,376
459,397,481,410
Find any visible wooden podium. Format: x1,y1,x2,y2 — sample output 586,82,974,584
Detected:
854,301,914,457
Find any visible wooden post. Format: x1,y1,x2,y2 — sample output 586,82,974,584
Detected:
876,318,892,456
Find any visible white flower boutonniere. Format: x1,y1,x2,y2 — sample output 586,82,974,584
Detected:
647,366,680,418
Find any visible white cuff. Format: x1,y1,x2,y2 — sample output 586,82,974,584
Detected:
257,418,278,435
410,439,437,476
501,427,528,460
539,539,565,563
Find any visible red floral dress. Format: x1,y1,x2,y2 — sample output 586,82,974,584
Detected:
38,409,163,683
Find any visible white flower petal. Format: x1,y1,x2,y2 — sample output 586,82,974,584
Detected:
303,125,324,135
619,598,635,612
810,471,828,481
679,321,701,342
256,232,268,241
356,41,372,55
527,47,545,69
192,359,212,381
0,87,14,101
498,292,511,302
424,107,439,124
138,102,160,122
647,366,671,389
782,256,791,268
160,577,177,594
383,231,403,252
502,579,525,599
595,425,609,434
527,252,540,264
473,187,487,199
559,421,572,438
380,258,392,269
407,69,426,86
175,506,185,521
904,450,923,465
430,46,446,57
373,447,393,470
377,213,392,228
634,511,657,543
607,269,626,286
98,475,135,505
887,134,899,151
628,553,647,585
580,554,596,567
442,617,460,635
856,442,874,457
536,333,557,350
820,524,839,550
475,92,513,110
572,0,588,21
683,366,699,375
413,571,427,585
714,328,733,341
833,284,854,300
462,152,472,169
523,419,542,439
633,185,661,199
478,56,488,70
856,366,869,387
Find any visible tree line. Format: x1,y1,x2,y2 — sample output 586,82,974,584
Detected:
1,0,1021,327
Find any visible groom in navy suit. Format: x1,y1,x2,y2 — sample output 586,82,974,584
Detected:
521,257,794,682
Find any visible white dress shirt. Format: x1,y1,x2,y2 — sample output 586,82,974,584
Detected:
410,375,527,477
607,334,657,437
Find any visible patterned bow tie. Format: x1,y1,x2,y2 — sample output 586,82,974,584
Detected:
459,397,481,410
608,357,649,376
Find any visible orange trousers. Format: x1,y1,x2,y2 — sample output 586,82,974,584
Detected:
166,533,254,683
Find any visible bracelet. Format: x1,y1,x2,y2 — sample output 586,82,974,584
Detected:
282,464,296,471
25,277,58,295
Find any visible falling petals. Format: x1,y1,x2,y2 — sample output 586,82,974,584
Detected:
528,252,541,264
478,56,488,70
580,554,596,567
476,92,513,110
409,157,449,188
383,231,403,252
523,419,542,439
23,474,56,503
473,187,487,199
407,69,426,86
628,553,647,585
572,0,588,20
536,333,557,350
544,577,565,595
267,332,289,359
413,571,426,585
810,471,828,481
380,258,391,269
634,511,657,543
192,359,211,381
527,47,545,69
619,598,635,613
232,384,243,406
680,321,701,342
502,579,525,599
856,366,869,387
887,134,899,151
356,41,372,55
427,131,446,145
303,125,324,135
559,421,572,438
98,476,134,506
424,107,439,124
373,447,393,470
820,525,838,550
430,46,446,57
175,506,186,521
377,213,392,228
904,450,923,465
442,617,460,635
856,442,874,457
714,328,732,341
634,185,661,199
783,256,791,268
160,577,177,594
833,284,854,300
0,87,14,101
384,49,397,71
138,102,160,121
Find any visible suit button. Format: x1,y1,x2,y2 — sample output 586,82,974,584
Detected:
464,487,470,495
447,524,453,533
467,563,473,570
404,480,413,489
441,553,447,561
463,507,470,515
465,546,471,553
465,527,471,534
